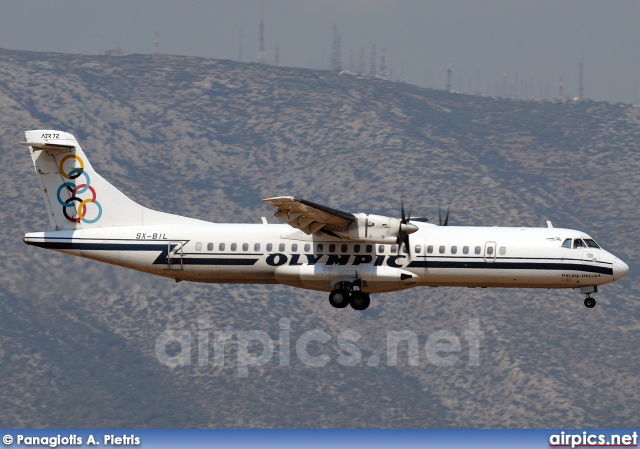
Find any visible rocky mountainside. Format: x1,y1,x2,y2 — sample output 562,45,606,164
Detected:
0,48,638,427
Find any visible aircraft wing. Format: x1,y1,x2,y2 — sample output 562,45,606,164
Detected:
262,196,356,235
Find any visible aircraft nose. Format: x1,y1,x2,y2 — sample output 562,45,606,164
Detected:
613,258,629,280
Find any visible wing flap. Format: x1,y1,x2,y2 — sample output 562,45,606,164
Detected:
263,196,356,235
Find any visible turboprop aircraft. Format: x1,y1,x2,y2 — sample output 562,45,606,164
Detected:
21,130,629,311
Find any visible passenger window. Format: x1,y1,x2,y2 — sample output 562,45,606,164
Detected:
242,243,249,251
329,244,336,253
451,246,457,254
391,245,397,253
475,246,481,254
439,245,445,254
354,244,361,253
499,246,506,255
573,239,585,249
219,243,226,251
207,243,213,251
292,243,298,252
254,243,260,251
317,244,323,252
304,244,310,252
195,242,202,251
561,239,572,248
415,245,422,254
401,244,408,254
231,243,237,251
463,246,469,254
279,243,285,251
366,244,373,253
378,245,385,253
267,243,273,252
341,244,348,253
427,245,433,254
487,246,494,255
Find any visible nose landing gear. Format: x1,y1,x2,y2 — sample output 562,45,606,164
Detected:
581,286,598,308
328,281,371,310
584,296,596,308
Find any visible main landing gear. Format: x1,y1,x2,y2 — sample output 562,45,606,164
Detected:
328,282,371,311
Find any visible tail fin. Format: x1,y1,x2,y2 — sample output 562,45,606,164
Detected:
22,130,197,230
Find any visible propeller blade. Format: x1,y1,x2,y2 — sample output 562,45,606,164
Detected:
401,197,407,224
397,197,414,256
438,203,450,226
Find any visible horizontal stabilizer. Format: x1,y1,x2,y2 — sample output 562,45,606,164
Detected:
19,141,75,151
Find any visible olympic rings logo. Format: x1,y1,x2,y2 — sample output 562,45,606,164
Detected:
56,154,102,224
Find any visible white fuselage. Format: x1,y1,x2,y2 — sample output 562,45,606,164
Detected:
24,221,629,294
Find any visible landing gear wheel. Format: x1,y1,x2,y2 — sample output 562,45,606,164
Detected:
350,292,371,311
329,289,350,309
584,297,596,308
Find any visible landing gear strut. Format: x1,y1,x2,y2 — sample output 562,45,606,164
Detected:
328,282,371,310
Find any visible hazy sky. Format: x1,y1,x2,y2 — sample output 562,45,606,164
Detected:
2,1,640,103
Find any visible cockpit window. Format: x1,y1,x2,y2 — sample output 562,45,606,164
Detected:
584,239,600,249
561,238,572,248
573,239,585,249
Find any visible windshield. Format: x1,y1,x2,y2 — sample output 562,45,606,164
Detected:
584,239,600,249
561,238,601,249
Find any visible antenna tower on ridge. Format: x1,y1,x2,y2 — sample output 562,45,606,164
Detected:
257,0,266,64
369,44,376,75
379,48,388,79
331,24,342,71
154,30,159,61
578,58,584,100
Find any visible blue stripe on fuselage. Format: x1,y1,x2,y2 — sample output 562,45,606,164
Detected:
25,239,613,274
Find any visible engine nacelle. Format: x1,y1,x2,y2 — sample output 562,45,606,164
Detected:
331,213,417,244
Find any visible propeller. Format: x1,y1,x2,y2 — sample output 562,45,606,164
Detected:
397,198,418,256
438,203,450,226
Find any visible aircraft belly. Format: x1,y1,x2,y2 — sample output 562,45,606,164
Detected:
180,265,275,283
274,264,419,293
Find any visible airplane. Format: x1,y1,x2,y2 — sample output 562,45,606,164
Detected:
21,130,629,311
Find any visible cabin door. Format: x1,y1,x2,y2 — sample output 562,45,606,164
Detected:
167,242,184,270
484,241,496,262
